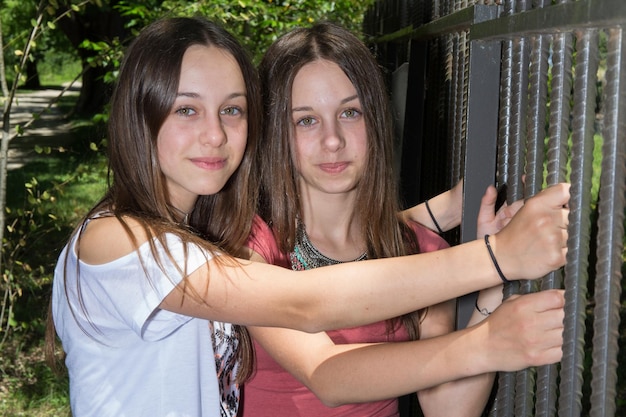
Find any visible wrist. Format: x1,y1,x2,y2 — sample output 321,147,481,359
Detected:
470,286,503,324
484,234,510,283
425,199,444,234
426,189,461,233
466,321,495,374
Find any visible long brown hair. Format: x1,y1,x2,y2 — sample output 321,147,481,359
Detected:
258,21,424,341
46,16,259,381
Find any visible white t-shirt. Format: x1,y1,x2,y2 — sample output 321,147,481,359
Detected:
52,224,220,417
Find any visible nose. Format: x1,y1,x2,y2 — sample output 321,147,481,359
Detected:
201,114,227,147
321,120,345,152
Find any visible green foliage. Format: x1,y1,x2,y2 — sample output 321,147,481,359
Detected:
115,0,374,62
0,122,106,415
2,145,107,333
1,0,80,88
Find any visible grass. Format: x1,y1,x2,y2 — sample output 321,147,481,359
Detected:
39,60,82,87
0,335,71,417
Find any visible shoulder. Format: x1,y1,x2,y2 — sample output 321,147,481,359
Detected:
406,220,450,252
245,215,287,266
78,215,151,265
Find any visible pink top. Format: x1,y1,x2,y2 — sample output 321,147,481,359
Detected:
241,216,449,417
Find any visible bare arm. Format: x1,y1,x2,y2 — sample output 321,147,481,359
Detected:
416,186,522,416
242,183,542,413
417,285,503,417
81,183,569,333
402,180,525,236
249,287,563,407
401,180,463,233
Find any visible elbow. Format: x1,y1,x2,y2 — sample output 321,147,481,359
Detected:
299,318,327,334
308,384,347,408
289,301,334,334
305,372,354,407
289,310,325,333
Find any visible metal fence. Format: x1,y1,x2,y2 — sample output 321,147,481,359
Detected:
363,0,626,415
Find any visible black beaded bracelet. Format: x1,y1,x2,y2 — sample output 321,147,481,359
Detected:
484,234,510,283
425,199,444,234
475,298,492,316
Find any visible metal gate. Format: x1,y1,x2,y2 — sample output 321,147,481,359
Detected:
363,0,626,415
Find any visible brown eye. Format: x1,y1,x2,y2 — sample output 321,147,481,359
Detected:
175,107,196,117
221,106,243,116
297,117,315,126
341,108,361,119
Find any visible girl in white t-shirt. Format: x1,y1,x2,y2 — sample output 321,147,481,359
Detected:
47,16,570,417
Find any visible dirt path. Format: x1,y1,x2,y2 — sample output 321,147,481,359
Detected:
6,86,80,170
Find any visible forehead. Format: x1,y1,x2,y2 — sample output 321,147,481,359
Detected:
179,44,245,91
294,59,348,83
292,59,356,101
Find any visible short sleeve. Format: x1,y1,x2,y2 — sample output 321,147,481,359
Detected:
245,215,289,267
136,234,213,340
73,233,213,342
409,221,450,253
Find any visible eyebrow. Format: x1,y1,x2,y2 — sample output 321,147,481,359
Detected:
176,92,247,100
292,94,359,112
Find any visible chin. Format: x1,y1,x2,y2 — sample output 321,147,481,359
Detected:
199,181,231,196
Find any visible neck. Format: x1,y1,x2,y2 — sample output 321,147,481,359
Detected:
292,220,368,269
168,204,190,225
299,193,365,260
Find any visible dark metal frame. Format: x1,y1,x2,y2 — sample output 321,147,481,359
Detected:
365,0,626,415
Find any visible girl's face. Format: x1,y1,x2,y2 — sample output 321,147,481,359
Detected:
158,45,248,212
291,59,367,199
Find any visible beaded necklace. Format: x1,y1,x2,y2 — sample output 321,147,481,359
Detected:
289,221,367,271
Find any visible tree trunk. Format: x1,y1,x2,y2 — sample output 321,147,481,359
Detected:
22,59,41,90
56,2,127,116
0,18,8,98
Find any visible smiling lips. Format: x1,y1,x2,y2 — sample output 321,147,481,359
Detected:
191,157,227,170
318,162,349,174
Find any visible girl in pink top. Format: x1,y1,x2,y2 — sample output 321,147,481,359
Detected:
239,22,566,417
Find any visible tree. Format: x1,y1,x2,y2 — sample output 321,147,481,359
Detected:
0,0,92,344
0,1,46,343
55,0,127,115
121,0,374,63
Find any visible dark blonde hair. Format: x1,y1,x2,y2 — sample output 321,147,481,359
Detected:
46,16,259,381
258,22,423,340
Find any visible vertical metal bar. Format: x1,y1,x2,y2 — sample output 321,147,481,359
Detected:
491,1,519,414
452,30,470,180
450,33,462,180
509,12,535,417
521,14,552,417
535,29,574,417
589,26,626,417
453,30,469,182
457,4,501,328
457,37,502,327
453,0,469,183
507,11,530,204
435,0,454,198
525,5,551,197
558,28,600,417
529,8,574,417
